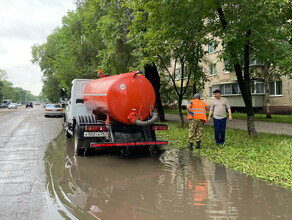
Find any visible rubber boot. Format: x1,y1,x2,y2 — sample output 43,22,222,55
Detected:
188,142,193,151
195,141,201,149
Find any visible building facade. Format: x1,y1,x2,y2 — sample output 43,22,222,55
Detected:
201,42,292,114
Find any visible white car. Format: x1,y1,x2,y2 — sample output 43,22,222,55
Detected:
8,103,17,109
45,104,63,117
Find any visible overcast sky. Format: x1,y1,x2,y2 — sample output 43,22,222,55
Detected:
0,0,76,96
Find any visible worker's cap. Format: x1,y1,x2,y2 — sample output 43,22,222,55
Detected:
213,89,221,94
194,93,201,98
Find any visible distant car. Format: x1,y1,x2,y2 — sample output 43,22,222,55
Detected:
0,103,7,108
45,104,63,117
8,103,17,109
26,102,33,108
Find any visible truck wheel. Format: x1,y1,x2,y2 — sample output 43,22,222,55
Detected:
64,115,72,138
74,126,85,156
65,129,72,138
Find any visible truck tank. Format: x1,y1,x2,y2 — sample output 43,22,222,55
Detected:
83,71,155,125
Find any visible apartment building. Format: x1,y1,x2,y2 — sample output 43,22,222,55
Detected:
201,42,292,114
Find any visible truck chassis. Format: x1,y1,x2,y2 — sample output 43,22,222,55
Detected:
65,114,168,156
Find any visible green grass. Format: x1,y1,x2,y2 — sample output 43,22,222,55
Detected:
164,109,292,124
157,121,292,190
232,112,292,124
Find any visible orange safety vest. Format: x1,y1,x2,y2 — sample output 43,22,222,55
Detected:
187,99,207,123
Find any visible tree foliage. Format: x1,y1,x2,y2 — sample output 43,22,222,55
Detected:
0,68,36,103
128,0,208,126
32,0,138,102
205,0,292,137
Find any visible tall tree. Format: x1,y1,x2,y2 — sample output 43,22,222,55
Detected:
0,69,36,103
128,0,207,127
78,0,165,121
206,0,292,137
95,0,137,74
32,33,62,101
32,0,138,102
0,69,7,101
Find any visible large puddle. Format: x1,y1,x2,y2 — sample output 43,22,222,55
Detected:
45,132,292,219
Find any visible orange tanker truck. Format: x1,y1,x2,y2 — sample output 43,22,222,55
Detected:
64,71,168,156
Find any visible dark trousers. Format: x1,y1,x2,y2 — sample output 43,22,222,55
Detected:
213,118,227,145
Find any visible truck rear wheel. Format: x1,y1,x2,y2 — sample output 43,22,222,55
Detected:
64,115,72,138
74,126,85,156
65,130,72,139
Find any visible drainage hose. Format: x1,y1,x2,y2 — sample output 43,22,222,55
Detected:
134,112,158,126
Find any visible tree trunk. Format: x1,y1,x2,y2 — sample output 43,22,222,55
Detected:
144,63,165,122
234,64,257,138
217,7,257,138
178,96,184,127
235,65,257,138
247,115,257,138
262,65,272,118
232,35,257,138
193,82,197,95
243,30,257,138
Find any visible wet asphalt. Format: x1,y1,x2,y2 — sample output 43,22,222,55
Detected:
0,106,63,219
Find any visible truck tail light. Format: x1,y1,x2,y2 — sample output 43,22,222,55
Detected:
85,125,107,132
152,124,168,130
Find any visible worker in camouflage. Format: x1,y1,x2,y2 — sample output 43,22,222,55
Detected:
187,93,207,150
188,119,203,146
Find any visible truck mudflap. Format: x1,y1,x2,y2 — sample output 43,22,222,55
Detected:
90,141,168,148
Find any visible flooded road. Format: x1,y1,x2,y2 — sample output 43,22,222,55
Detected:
0,106,63,219
46,132,292,220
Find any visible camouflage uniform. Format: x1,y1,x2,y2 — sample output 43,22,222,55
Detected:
188,119,203,143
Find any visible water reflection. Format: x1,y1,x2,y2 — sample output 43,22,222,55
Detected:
45,132,292,220
157,150,238,219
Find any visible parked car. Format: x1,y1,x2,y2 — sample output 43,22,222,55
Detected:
26,102,33,108
45,104,63,117
0,103,7,108
8,103,17,109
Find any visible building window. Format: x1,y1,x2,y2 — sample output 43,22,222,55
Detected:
255,82,264,94
210,83,242,97
174,67,188,80
251,80,264,94
209,64,216,76
208,42,215,54
224,84,232,95
249,57,263,66
220,83,241,95
232,83,240,94
269,81,282,95
174,68,182,80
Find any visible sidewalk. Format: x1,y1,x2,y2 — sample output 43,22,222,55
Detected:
165,114,292,136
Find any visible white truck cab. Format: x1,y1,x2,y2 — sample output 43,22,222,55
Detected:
65,79,93,135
